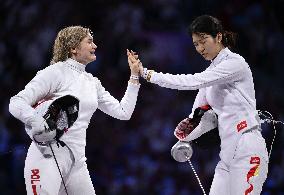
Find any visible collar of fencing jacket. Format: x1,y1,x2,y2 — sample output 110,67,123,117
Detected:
210,47,230,66
66,58,86,73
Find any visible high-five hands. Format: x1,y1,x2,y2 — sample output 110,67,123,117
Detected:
127,49,144,76
127,49,154,82
127,49,141,76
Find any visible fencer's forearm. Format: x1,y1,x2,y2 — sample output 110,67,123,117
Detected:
118,82,140,120
143,70,204,90
9,96,36,126
98,82,140,120
143,59,245,90
148,72,216,90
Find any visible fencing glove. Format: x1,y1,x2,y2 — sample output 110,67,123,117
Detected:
174,105,220,149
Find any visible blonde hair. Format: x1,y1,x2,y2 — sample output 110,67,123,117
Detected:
51,26,90,64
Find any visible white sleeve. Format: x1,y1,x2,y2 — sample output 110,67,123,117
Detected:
188,88,208,118
97,81,140,120
9,66,62,126
150,59,245,90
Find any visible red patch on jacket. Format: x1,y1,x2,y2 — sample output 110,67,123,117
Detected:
237,120,247,132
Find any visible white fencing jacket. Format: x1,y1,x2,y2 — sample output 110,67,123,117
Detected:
9,58,140,161
149,48,260,165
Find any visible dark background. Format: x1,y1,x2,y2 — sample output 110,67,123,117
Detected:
1,0,284,194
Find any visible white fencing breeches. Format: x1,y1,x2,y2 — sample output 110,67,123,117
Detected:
24,142,96,195
209,129,268,195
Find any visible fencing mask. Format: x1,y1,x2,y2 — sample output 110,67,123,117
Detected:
25,95,79,146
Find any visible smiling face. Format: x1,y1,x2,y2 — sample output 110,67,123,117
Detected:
192,33,224,61
71,33,97,65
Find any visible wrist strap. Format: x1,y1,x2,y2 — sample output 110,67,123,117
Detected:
142,68,148,79
130,75,139,80
142,68,154,82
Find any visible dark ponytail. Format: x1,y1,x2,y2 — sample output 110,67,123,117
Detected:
222,31,237,49
189,15,237,49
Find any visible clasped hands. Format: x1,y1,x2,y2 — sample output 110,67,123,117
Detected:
127,49,144,77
